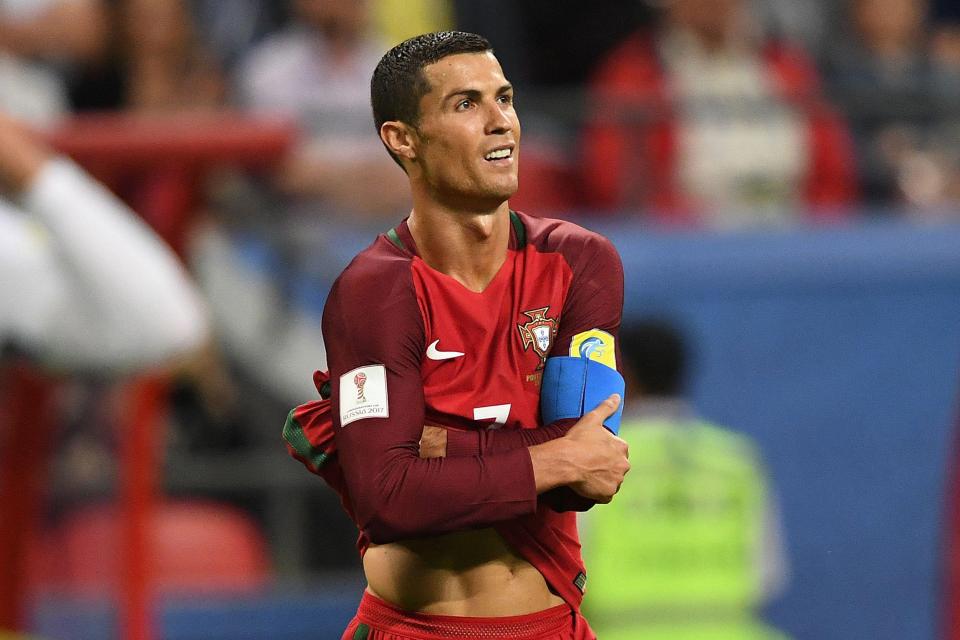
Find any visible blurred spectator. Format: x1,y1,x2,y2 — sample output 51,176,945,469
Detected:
121,0,225,113
236,0,407,214
823,0,960,211
185,0,413,408
582,0,857,227
752,0,839,56
453,0,648,89
0,0,107,124
69,0,229,113
0,112,207,371
191,0,290,72
454,1,654,215
581,320,790,640
932,0,960,70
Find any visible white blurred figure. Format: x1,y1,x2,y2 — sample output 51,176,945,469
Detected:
0,113,208,372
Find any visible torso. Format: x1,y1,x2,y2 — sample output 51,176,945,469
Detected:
324,211,621,616
363,214,574,615
364,529,563,615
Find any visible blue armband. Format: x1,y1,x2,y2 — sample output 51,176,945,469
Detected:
540,356,625,435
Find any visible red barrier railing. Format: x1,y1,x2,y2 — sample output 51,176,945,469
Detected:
0,364,57,630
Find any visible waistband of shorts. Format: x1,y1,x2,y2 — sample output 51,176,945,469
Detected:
356,590,573,638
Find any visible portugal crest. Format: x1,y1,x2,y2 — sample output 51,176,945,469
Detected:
517,306,558,368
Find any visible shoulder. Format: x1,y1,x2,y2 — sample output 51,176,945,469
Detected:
517,211,621,273
517,210,613,252
322,233,425,360
324,234,418,322
334,234,413,292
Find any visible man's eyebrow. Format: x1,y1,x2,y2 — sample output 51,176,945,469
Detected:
442,83,514,103
442,88,480,103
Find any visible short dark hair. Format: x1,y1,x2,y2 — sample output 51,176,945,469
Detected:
371,31,492,166
620,319,689,397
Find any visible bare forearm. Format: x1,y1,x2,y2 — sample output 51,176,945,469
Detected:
528,438,576,494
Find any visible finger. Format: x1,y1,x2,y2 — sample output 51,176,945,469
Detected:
587,393,621,421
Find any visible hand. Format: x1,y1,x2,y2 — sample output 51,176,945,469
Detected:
563,394,630,503
418,425,447,459
0,112,49,195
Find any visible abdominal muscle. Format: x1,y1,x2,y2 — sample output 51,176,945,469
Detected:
362,527,565,616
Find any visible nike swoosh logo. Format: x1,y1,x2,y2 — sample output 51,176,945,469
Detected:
426,339,464,361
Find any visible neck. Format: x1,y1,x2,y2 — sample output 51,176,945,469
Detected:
407,194,512,293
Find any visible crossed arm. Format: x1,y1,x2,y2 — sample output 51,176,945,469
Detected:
323,232,627,544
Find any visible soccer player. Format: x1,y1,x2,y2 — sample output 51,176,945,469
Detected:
319,32,629,639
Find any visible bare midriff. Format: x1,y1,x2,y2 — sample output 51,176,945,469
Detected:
363,527,564,616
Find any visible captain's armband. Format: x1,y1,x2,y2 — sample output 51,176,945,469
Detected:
539,356,625,435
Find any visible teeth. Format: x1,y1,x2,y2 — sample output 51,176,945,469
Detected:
485,148,511,160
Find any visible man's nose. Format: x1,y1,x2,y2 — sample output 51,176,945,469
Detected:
484,101,513,135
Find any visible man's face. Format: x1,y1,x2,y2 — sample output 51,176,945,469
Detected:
411,52,520,211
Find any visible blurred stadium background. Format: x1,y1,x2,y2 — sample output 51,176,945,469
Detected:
2,0,960,638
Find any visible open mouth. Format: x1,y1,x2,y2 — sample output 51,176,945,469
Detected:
484,147,513,161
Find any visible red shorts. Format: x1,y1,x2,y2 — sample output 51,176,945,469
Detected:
341,591,596,640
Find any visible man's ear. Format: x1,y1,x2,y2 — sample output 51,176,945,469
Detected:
380,121,417,164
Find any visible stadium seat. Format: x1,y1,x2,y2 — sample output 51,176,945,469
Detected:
34,500,271,594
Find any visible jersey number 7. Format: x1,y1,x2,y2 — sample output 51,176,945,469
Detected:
473,403,512,429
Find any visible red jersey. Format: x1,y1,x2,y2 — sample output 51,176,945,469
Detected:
320,210,624,610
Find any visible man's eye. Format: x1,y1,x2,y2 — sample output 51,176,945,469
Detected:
498,94,513,104
457,99,472,110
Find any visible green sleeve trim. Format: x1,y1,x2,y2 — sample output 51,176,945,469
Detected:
386,227,406,251
282,408,330,469
353,623,370,640
509,210,526,249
